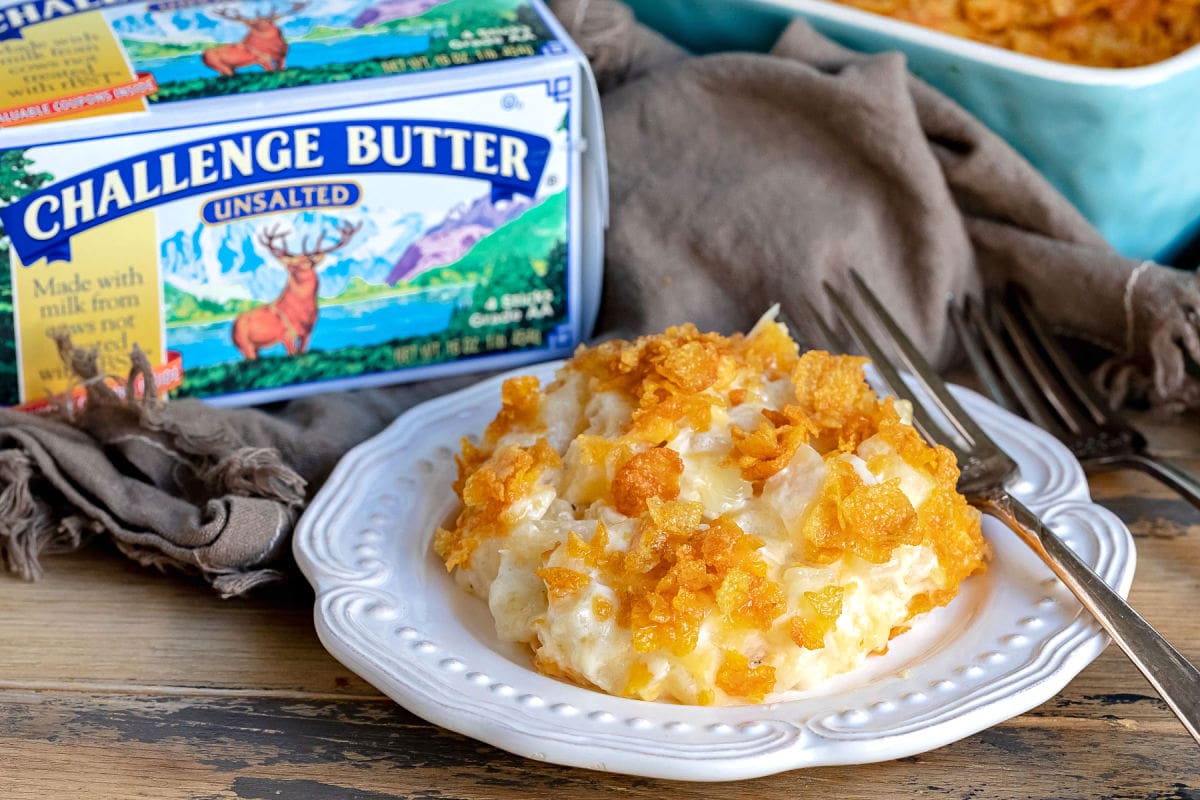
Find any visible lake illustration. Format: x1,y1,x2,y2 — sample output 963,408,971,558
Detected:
167,289,472,370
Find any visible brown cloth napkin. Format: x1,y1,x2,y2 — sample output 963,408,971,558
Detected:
2,0,1198,595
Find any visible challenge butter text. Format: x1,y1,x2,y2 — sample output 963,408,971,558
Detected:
19,123,537,244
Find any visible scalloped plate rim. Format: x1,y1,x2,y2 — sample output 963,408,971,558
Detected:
294,359,1136,781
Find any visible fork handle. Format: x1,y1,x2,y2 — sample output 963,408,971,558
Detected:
1108,454,1200,512
980,492,1200,746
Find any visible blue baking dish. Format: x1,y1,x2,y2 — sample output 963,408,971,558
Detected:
623,0,1200,264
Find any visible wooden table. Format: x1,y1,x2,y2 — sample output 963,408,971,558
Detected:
2,411,1198,800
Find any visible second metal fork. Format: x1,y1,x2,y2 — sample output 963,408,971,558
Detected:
812,270,1200,746
950,287,1200,510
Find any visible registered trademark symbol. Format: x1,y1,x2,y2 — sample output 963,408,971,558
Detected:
501,94,523,110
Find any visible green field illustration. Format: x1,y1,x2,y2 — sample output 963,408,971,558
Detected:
111,0,559,104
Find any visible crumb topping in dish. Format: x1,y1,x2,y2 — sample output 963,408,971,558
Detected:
832,0,1200,68
434,313,989,705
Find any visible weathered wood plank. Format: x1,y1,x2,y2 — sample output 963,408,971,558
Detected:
0,545,378,697
1125,410,1200,459
0,689,1194,800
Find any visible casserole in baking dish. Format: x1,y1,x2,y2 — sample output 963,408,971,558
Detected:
625,0,1200,262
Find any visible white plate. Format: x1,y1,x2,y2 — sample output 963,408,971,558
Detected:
294,360,1135,781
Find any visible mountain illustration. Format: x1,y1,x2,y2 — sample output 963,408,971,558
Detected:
112,0,377,45
386,193,532,284
160,224,207,285
110,8,222,43
352,0,451,26
405,190,565,288
161,206,423,304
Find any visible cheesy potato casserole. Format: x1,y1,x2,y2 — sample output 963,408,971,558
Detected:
435,314,988,705
834,0,1200,68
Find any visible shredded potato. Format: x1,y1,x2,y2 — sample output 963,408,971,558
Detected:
833,0,1200,67
434,312,989,705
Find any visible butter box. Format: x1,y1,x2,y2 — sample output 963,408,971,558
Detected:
0,0,606,407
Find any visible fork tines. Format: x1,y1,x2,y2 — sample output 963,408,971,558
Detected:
950,287,1144,452
951,286,1200,512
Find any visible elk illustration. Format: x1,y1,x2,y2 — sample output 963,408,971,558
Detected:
231,220,361,360
201,2,307,76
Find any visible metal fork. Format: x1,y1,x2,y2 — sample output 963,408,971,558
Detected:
950,287,1200,511
811,270,1200,746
